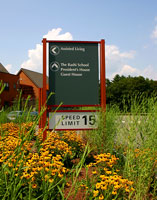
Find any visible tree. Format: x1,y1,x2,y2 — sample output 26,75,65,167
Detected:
106,75,157,110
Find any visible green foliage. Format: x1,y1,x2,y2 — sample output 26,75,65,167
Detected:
0,80,5,95
106,75,157,111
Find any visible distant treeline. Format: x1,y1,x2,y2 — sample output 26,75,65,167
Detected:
106,74,157,110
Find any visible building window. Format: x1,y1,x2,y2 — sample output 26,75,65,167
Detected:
4,82,9,91
13,83,16,89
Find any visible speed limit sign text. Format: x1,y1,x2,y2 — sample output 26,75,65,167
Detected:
49,111,98,130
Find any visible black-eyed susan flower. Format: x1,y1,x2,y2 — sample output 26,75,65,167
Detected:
93,190,99,197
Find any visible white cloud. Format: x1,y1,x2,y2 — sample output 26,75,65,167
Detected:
111,65,140,79
43,28,72,40
151,25,157,39
5,64,12,73
21,44,42,72
106,45,135,61
21,28,73,72
141,65,157,80
109,64,157,80
120,65,139,75
151,17,157,43
106,45,136,79
106,45,157,80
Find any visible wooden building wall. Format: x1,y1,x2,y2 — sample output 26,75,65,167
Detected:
0,72,19,108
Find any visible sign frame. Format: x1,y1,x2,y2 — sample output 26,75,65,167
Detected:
41,39,106,141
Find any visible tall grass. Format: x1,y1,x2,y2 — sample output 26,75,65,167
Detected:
121,96,157,199
85,95,157,199
85,106,120,154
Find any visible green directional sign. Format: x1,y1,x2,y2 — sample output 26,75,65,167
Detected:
48,42,99,106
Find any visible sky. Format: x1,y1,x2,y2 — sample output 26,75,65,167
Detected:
0,0,157,80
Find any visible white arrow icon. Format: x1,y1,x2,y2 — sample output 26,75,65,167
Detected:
50,62,60,72
50,45,60,55
52,47,57,54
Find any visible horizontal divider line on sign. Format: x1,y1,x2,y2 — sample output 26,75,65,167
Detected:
47,104,101,107
45,40,101,44
48,110,99,113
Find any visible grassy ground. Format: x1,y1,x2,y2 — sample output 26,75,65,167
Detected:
0,93,156,199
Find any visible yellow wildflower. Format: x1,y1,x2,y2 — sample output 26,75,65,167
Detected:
49,179,54,183
99,194,104,200
106,170,112,175
112,190,117,195
96,183,101,189
93,190,99,197
32,184,37,189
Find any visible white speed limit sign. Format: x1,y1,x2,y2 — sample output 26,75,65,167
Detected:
49,111,98,130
